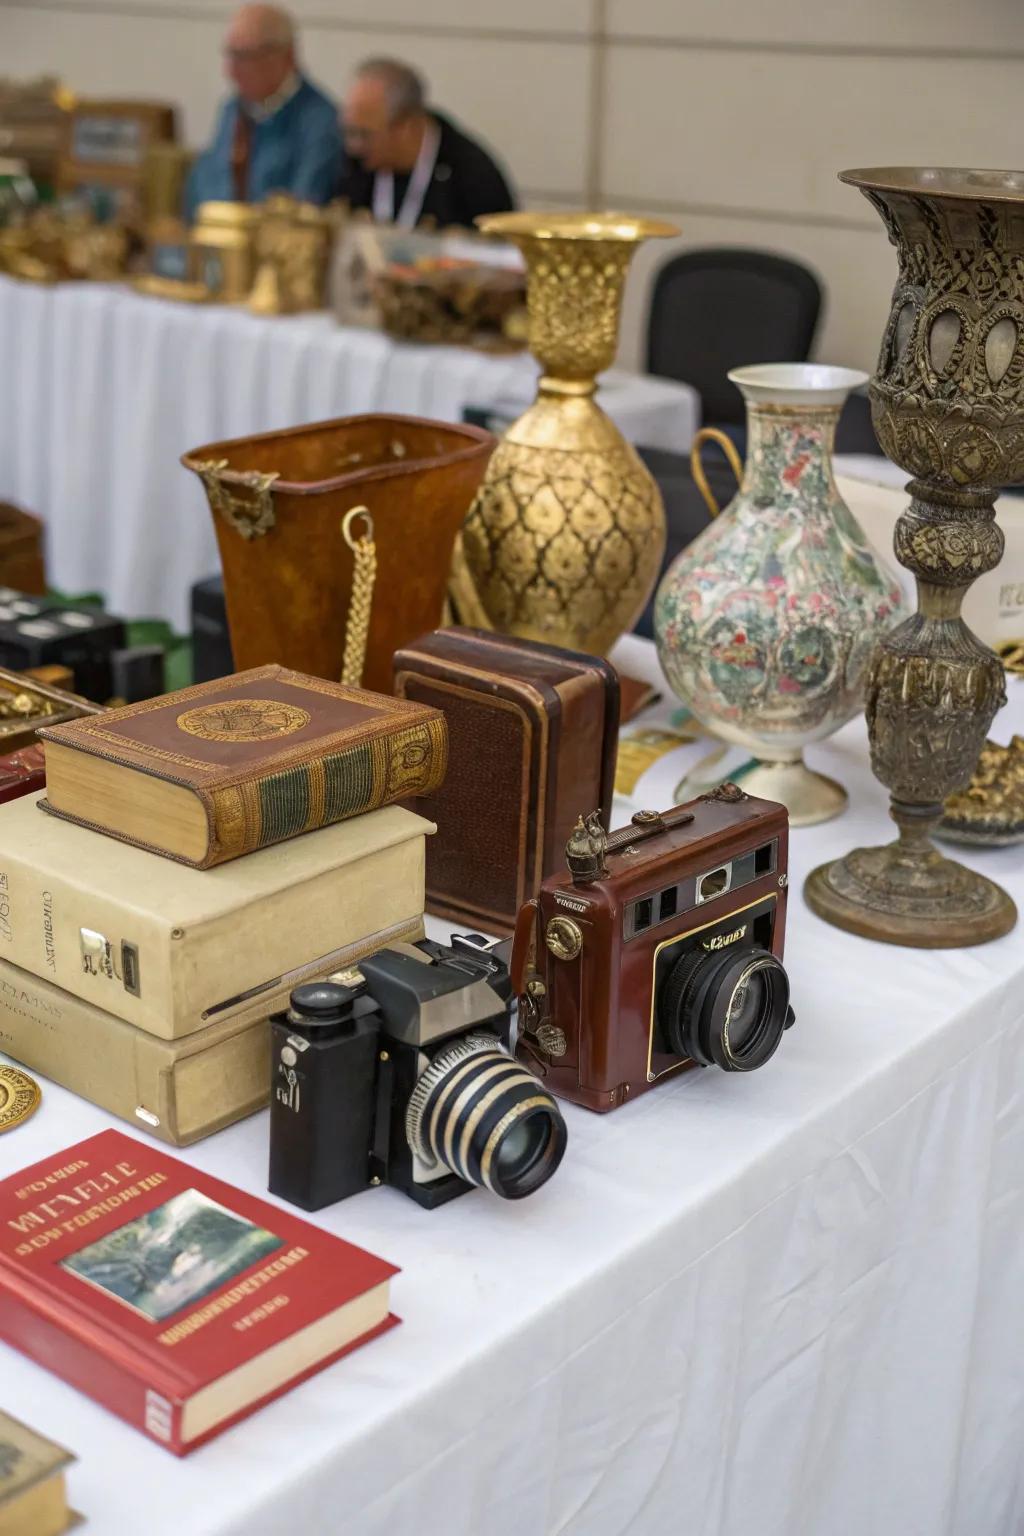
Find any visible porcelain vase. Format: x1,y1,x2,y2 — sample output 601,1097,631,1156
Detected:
654,363,907,826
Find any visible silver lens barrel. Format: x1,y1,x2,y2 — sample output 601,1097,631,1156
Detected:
406,1034,567,1199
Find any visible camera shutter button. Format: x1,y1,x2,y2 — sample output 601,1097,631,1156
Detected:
545,916,583,960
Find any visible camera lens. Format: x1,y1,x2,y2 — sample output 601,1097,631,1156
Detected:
406,1034,567,1199
657,945,790,1071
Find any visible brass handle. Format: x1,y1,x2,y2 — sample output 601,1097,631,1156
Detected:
690,427,744,518
184,457,280,540
339,505,377,688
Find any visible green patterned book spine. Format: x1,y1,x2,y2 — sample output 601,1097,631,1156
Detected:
207,717,447,865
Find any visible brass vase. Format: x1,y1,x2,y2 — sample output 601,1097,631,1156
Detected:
805,167,1021,947
459,211,678,654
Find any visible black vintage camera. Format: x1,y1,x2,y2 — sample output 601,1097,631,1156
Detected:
269,933,568,1211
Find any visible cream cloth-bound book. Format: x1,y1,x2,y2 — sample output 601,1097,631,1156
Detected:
0,915,424,1145
0,794,433,1039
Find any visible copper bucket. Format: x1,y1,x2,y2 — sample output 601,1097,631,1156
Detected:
182,413,494,695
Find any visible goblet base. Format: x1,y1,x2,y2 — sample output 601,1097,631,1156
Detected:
804,839,1017,948
675,751,847,828
740,757,847,828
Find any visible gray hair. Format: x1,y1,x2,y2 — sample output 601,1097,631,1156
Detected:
355,57,427,121
231,5,295,51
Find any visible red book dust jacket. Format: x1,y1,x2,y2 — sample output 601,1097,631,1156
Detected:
0,1130,399,1454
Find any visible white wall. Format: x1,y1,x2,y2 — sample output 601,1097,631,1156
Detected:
2,0,1023,374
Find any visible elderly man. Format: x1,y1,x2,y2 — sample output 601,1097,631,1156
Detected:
184,4,342,219
338,58,516,230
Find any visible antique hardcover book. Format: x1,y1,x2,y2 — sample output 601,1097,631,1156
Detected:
0,1409,78,1535
393,628,620,935
0,920,422,1146
38,663,447,867
0,743,45,805
0,791,432,1038
0,1130,398,1455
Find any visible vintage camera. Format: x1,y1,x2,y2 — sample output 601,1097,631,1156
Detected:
511,786,795,1113
269,933,568,1211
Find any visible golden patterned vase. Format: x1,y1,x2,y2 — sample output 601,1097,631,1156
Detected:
805,167,1022,948
459,212,678,654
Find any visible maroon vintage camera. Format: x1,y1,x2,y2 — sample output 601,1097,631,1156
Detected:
510,786,794,1113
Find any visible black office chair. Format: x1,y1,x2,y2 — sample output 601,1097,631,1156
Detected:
646,248,824,448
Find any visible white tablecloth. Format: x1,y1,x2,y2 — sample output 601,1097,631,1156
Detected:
0,278,698,633
4,634,1023,1536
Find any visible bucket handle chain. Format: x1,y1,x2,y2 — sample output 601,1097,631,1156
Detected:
340,505,377,688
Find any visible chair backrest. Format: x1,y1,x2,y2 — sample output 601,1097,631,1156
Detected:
646,248,824,425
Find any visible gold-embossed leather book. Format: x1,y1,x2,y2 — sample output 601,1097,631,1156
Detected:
37,664,447,868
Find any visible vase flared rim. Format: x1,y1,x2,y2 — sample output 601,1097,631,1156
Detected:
727,363,868,407
839,166,1024,204
475,211,680,242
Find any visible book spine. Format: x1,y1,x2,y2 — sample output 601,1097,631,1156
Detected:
0,843,176,1038
0,1261,186,1454
206,716,448,866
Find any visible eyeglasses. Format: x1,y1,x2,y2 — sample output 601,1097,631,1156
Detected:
223,43,282,65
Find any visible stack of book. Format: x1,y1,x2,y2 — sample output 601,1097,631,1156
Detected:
0,664,446,1143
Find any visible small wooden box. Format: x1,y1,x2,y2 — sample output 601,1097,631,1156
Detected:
393,628,620,936
57,98,176,214
0,502,45,594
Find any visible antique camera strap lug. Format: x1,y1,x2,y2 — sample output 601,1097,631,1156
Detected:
370,1049,394,1185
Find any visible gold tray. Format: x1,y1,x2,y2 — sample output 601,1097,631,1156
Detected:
0,667,102,753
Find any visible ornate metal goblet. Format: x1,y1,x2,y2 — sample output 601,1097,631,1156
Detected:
805,168,1020,947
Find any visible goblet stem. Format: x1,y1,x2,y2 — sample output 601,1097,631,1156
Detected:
806,484,1016,945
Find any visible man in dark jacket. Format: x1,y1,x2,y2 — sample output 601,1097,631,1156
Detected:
184,4,342,220
338,58,516,230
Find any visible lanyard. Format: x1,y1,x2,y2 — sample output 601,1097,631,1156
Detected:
372,118,441,229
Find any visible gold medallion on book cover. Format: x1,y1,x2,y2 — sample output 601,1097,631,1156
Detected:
176,699,311,743
0,1064,41,1133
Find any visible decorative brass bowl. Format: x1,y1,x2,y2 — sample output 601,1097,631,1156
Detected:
938,735,1024,846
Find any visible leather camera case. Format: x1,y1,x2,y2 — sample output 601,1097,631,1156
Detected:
393,628,620,936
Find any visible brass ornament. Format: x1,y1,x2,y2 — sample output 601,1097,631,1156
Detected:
997,638,1024,674
937,735,1024,845
248,195,343,316
806,168,1023,948
535,1022,568,1057
0,204,130,284
0,1064,41,1133
177,699,310,742
186,458,279,540
460,211,678,654
544,915,583,961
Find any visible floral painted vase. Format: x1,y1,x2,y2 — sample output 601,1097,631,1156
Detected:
654,364,908,825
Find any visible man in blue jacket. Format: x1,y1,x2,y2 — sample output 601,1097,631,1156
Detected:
184,4,341,220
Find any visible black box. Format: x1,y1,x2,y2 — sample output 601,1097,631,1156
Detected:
191,574,234,684
0,605,126,700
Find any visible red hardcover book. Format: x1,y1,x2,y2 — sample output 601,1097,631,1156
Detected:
0,743,45,805
0,1130,398,1455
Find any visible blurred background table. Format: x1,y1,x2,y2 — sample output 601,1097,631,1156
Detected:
4,633,1023,1536
0,276,698,632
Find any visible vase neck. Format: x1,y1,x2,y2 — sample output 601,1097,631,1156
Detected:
742,400,841,498
516,235,636,383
